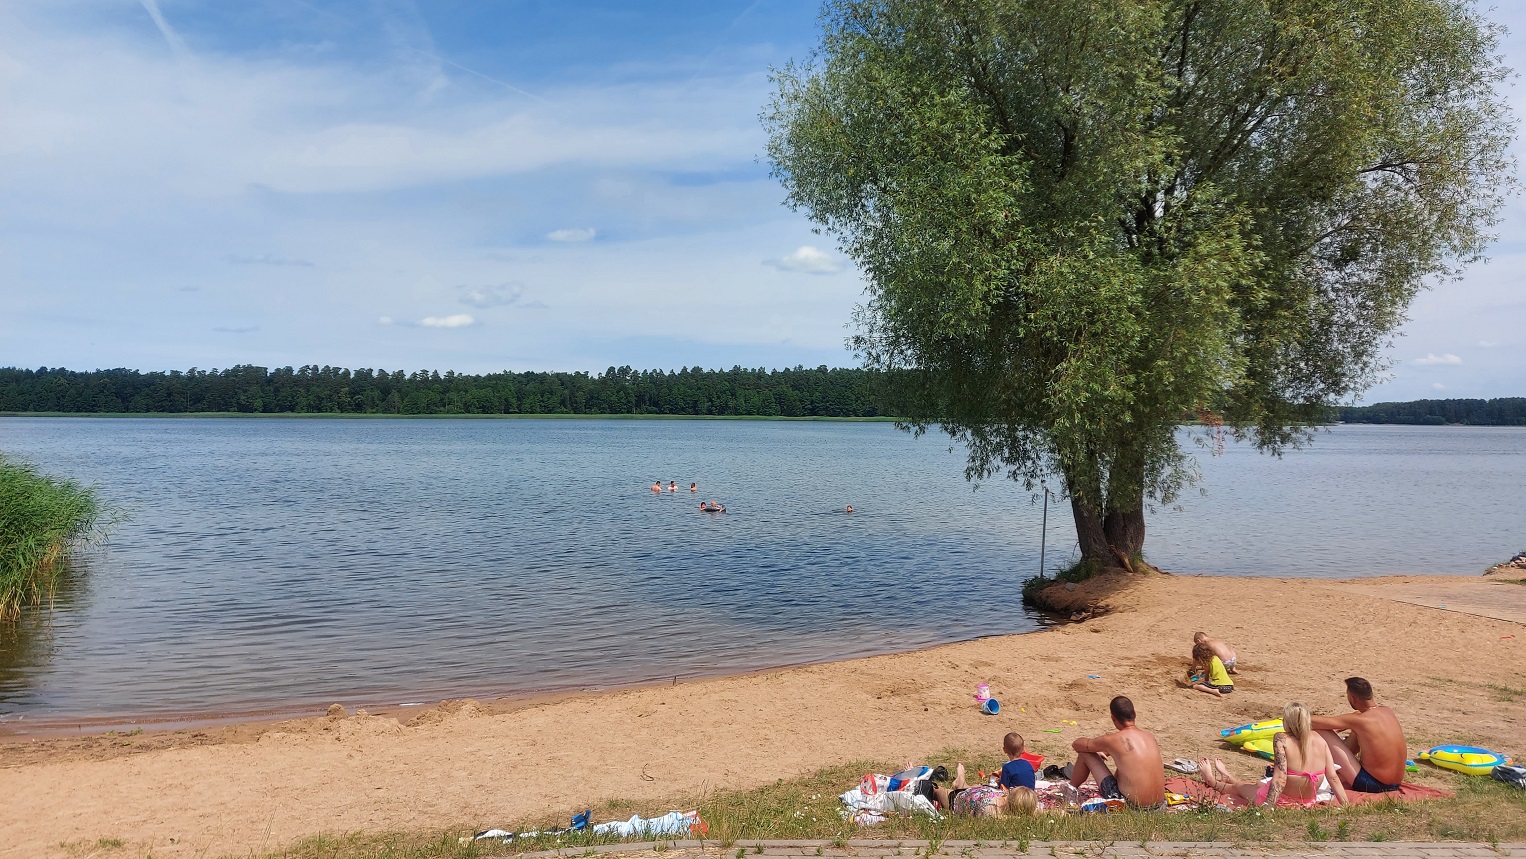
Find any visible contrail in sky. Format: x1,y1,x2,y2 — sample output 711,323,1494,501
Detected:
406,47,549,104
138,0,192,61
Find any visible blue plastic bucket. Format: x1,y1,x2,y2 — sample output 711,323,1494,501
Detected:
980,698,1000,715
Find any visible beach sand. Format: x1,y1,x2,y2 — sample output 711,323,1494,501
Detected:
1,573,1521,858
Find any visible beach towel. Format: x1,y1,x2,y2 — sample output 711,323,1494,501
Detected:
1163,777,1452,810
474,810,703,842
839,783,940,825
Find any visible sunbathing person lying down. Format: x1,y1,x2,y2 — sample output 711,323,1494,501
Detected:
929,764,1037,817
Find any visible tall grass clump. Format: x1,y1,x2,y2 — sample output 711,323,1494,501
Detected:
0,454,102,620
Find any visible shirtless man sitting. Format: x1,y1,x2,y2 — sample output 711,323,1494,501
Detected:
1069,695,1166,808
1311,677,1407,793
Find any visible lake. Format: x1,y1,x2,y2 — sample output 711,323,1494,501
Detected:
1,418,1521,727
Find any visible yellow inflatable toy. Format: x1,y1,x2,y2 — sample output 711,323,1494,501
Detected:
1240,738,1275,761
1418,745,1511,777
1220,719,1282,745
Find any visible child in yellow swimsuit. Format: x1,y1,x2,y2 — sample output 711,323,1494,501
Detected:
1189,642,1234,697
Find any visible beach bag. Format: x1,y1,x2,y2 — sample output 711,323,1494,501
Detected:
1493,764,1526,789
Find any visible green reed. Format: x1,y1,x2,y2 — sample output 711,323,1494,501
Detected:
0,454,102,621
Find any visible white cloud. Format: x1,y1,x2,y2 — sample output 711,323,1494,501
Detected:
764,245,844,275
1412,353,1463,366
1432,382,1446,390
419,313,475,328
1478,340,1499,348
458,283,524,308
546,227,596,243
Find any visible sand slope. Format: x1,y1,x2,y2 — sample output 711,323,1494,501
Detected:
1,574,1521,858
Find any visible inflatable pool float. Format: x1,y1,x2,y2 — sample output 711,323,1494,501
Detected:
1240,738,1275,761
1221,719,1282,745
1419,745,1512,776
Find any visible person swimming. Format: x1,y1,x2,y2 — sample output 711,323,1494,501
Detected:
668,481,678,492
700,500,726,513
650,481,662,493
689,482,697,492
845,505,854,513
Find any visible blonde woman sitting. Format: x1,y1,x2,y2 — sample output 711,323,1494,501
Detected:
1200,702,1350,808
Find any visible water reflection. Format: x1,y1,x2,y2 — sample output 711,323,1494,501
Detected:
0,553,90,719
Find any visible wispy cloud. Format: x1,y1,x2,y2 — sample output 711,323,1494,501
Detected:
458,283,524,308
419,313,475,328
1432,383,1446,390
1413,353,1463,366
1478,340,1499,348
137,0,191,62
226,254,315,268
764,245,844,275
547,227,596,243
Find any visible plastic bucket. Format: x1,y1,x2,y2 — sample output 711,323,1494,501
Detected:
980,698,1000,715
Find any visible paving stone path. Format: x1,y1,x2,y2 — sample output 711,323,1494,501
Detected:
501,839,1521,859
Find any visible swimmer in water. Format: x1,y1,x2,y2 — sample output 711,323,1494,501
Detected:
668,480,678,492
701,500,726,513
845,505,854,513
690,482,698,492
651,481,662,493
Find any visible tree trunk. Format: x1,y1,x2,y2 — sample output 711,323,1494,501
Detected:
1102,506,1145,571
1069,494,1116,569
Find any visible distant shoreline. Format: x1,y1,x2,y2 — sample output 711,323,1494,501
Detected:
0,411,904,422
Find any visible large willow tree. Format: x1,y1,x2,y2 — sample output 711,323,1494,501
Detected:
767,0,1513,572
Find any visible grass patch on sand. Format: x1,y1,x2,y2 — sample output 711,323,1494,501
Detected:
232,753,1526,859
0,455,103,621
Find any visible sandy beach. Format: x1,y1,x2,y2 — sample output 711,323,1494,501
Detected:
2,572,1521,858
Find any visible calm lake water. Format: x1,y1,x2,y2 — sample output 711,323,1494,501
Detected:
1,418,1522,726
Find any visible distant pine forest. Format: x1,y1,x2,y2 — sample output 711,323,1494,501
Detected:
1,366,1522,425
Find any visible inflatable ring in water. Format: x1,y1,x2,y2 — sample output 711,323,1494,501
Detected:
1418,745,1511,776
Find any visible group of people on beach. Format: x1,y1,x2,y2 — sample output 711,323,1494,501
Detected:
929,632,1407,815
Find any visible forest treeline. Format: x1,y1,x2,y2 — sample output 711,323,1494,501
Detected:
0,365,887,417
1335,398,1526,426
1,366,1522,424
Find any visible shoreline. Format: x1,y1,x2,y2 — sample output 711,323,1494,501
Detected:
2,571,1517,746
2,571,1521,858
0,625,1061,743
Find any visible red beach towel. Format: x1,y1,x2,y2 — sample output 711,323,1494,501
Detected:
1164,776,1452,809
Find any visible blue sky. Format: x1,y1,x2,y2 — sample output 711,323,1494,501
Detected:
1,1,1522,401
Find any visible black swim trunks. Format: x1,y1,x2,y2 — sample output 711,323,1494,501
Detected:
1351,768,1401,793
1212,684,1234,694
1098,776,1166,810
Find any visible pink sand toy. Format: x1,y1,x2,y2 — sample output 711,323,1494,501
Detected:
974,683,991,701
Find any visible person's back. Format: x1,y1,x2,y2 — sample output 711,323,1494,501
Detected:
1111,725,1166,806
1276,730,1331,801
1068,696,1165,808
1348,704,1406,784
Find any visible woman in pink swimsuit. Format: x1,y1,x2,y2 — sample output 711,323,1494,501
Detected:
1201,702,1350,808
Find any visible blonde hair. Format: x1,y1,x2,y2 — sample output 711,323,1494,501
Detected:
1283,701,1313,760
1005,786,1038,816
